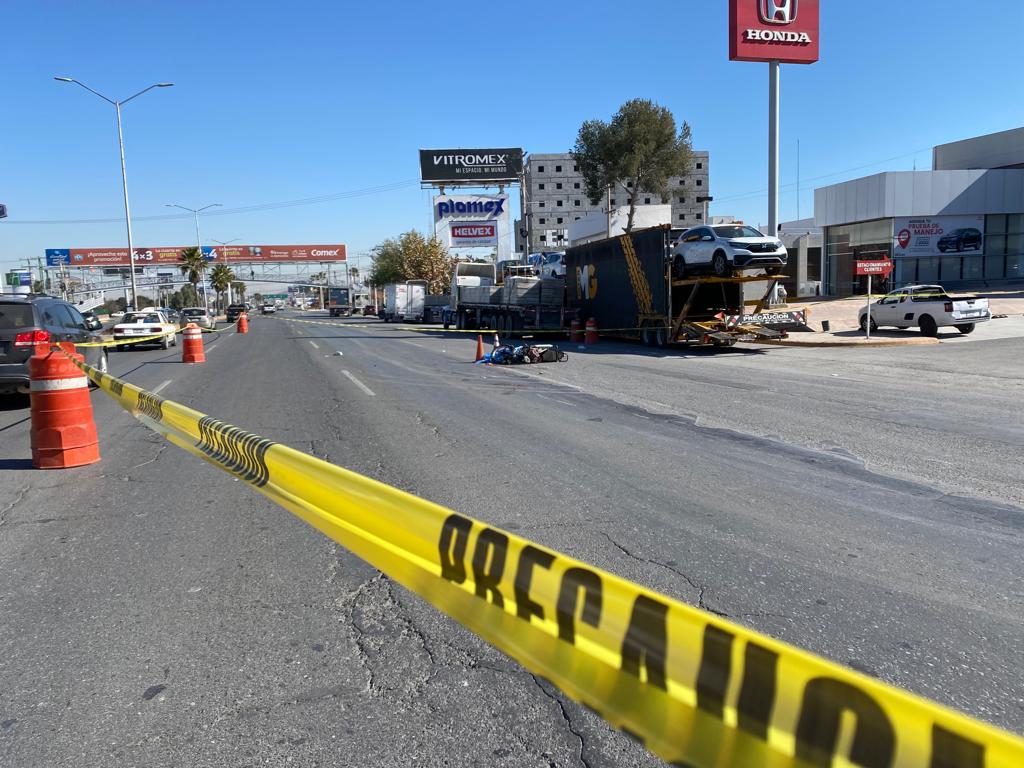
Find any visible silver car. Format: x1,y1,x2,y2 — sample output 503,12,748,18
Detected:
672,224,787,278
179,307,215,330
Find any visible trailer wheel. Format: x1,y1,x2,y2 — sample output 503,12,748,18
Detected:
640,324,653,346
655,326,667,348
508,314,522,339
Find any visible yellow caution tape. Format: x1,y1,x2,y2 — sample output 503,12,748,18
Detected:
76,324,225,348
62,349,1024,767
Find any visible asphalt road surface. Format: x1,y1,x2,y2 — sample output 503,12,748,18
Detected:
1,313,1021,767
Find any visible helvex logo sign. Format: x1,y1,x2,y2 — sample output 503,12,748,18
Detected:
729,0,819,64
450,222,498,247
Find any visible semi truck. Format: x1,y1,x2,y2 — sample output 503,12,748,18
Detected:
441,261,564,335
564,225,787,347
327,287,351,317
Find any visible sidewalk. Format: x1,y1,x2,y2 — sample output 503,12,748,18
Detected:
795,292,1024,332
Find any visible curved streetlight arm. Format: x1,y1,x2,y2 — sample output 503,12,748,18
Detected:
54,77,116,105
121,82,173,105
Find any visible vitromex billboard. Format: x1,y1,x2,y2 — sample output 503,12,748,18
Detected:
729,0,820,64
420,148,523,184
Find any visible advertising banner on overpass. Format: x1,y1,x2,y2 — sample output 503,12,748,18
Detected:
46,244,346,267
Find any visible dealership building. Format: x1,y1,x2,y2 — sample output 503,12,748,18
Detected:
814,127,1024,296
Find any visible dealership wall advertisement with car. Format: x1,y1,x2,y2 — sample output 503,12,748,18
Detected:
893,215,985,257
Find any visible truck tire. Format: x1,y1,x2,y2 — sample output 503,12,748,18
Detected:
957,323,975,335
919,315,938,337
509,314,522,339
655,326,667,348
712,251,729,277
641,325,653,346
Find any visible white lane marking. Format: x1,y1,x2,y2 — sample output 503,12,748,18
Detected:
152,380,172,394
635,414,650,420
204,345,217,354
309,340,320,349
342,370,376,397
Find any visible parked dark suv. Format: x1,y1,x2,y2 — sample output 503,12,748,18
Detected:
0,295,108,396
937,228,982,252
226,304,247,322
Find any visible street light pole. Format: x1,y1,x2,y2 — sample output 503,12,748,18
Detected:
55,77,173,310
166,203,221,311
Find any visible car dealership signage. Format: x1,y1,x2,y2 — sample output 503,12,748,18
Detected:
893,215,985,258
420,148,523,184
45,244,346,267
730,0,820,64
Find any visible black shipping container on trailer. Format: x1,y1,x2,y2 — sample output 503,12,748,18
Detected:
565,225,780,346
565,226,737,340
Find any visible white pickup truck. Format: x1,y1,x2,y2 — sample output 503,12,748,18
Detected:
859,284,991,336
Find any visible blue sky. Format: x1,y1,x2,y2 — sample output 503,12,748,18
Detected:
2,0,1022,272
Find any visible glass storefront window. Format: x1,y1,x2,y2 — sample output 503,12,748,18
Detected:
917,257,939,283
825,219,893,296
984,253,1005,279
962,256,983,280
940,257,961,282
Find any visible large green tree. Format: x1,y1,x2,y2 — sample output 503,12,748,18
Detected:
368,231,454,294
573,98,694,233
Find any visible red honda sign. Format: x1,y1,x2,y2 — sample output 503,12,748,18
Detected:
855,259,894,277
729,0,820,64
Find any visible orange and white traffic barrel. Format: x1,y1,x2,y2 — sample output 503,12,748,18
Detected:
29,342,100,469
182,323,206,363
584,318,599,345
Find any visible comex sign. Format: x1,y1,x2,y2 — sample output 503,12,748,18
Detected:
730,0,820,64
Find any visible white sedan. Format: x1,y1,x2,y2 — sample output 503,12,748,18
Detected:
111,311,178,350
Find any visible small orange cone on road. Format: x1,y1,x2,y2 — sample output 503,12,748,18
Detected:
29,342,100,469
475,334,485,362
182,323,206,364
237,313,249,334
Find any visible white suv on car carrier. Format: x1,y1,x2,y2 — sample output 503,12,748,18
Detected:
672,224,787,278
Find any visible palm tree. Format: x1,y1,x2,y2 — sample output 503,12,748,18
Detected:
209,263,235,314
231,281,247,304
179,247,208,308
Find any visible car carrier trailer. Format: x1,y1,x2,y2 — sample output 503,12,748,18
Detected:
565,225,788,347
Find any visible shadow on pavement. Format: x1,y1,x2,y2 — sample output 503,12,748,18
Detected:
0,458,33,470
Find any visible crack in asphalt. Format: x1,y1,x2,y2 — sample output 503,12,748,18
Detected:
530,675,593,768
128,442,168,471
600,531,728,616
0,485,30,526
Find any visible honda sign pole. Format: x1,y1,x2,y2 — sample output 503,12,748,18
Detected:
768,59,780,237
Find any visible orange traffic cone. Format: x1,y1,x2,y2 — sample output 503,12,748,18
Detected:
29,343,100,469
237,313,249,334
182,323,206,363
474,334,485,362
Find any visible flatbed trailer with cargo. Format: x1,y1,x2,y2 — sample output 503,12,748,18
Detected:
565,225,789,347
442,263,565,335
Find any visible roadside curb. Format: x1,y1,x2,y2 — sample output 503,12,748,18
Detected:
750,336,939,348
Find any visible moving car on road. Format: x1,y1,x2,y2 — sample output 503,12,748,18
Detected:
261,304,277,315
180,307,215,330
0,294,109,394
937,227,982,252
859,284,991,336
226,304,247,322
672,224,787,278
112,310,179,350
